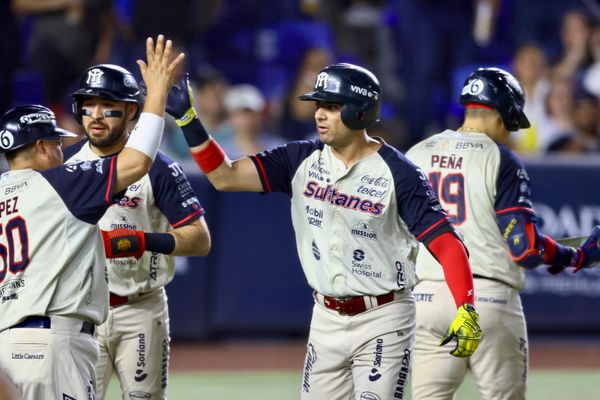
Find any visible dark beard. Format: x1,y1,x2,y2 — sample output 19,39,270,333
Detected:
86,118,127,148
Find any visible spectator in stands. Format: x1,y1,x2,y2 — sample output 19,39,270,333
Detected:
218,84,285,160
552,9,593,80
547,85,600,153
582,24,600,99
537,76,577,151
13,0,115,119
278,47,332,141
511,43,551,153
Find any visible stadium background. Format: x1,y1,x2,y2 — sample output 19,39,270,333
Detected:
2,0,599,398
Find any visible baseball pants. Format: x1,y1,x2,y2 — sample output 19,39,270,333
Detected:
411,278,528,400
0,315,98,400
301,291,415,400
95,288,170,400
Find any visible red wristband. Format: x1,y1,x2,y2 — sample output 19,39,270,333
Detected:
191,140,226,173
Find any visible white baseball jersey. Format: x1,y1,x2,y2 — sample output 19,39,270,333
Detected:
65,141,204,296
0,157,118,331
406,129,533,289
249,138,451,297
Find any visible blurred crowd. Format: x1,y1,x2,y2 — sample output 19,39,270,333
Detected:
2,0,600,167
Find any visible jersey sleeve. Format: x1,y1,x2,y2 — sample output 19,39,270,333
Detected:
249,139,322,195
149,152,205,228
41,157,118,224
494,145,535,217
387,149,451,243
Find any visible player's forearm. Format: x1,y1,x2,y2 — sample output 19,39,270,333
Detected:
426,231,475,308
170,219,211,256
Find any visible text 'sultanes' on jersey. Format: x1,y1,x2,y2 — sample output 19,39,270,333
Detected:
406,129,534,289
0,157,118,331
66,141,205,296
250,138,451,297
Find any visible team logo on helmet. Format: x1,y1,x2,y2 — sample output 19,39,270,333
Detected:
0,130,15,149
86,68,104,86
315,72,329,90
19,113,53,125
123,75,137,88
461,78,485,96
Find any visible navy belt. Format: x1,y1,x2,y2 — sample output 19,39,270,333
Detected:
11,316,95,335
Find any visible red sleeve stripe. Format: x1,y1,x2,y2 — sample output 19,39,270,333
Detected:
172,209,203,228
251,155,272,193
416,217,448,241
496,206,535,215
105,157,117,205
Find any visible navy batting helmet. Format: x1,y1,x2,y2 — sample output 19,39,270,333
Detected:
71,64,141,123
459,67,530,131
299,63,381,130
0,105,78,154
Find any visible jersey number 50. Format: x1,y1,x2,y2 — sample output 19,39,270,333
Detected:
428,172,466,225
0,217,30,284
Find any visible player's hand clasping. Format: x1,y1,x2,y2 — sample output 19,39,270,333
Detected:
165,73,198,126
440,303,482,358
548,225,600,274
101,228,146,260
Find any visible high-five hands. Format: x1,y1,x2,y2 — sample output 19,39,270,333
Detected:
136,35,186,116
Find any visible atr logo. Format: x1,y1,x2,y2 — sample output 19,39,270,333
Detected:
315,72,329,90
87,68,104,85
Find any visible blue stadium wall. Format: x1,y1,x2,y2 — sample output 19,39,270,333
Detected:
166,157,600,340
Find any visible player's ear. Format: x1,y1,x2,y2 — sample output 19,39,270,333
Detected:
126,104,139,121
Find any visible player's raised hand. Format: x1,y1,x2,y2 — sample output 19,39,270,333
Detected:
165,73,198,126
136,35,186,116
440,303,482,358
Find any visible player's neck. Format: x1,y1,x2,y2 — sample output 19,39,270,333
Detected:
330,134,381,167
89,136,128,157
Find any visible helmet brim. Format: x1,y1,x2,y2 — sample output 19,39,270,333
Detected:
55,127,80,139
71,88,138,103
517,109,531,130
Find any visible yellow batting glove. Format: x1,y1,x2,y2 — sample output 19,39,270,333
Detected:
440,303,482,358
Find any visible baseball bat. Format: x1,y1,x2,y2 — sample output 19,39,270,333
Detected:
555,235,586,247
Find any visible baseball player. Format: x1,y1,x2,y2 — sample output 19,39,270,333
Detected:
166,63,482,399
0,34,184,400
64,61,211,399
406,67,600,400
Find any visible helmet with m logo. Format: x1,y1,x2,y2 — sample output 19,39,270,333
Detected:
299,63,381,130
71,64,141,123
